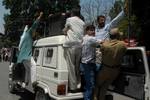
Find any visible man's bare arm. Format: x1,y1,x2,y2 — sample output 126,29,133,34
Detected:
37,12,43,20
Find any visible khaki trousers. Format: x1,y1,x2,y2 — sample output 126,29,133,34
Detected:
93,66,120,100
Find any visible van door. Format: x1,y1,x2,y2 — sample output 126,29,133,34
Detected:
40,46,58,85
33,47,43,80
108,49,146,100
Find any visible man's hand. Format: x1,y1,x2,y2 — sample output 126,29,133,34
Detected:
37,11,43,20
39,12,43,17
63,26,70,35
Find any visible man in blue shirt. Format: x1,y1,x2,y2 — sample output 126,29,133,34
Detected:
17,12,43,87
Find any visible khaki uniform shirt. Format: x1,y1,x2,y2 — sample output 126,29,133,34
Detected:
101,39,127,66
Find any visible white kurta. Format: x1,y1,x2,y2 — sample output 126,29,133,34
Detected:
95,10,125,65
95,10,125,41
63,16,85,90
63,16,85,47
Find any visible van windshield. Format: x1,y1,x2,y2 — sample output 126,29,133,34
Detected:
120,49,145,74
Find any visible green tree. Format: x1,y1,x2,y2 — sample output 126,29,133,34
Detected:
2,0,79,47
109,0,141,40
109,0,123,19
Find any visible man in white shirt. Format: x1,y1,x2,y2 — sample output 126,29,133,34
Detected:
95,11,124,41
63,8,85,92
81,25,99,100
95,0,128,71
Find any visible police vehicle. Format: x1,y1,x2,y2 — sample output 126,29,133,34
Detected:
8,35,150,100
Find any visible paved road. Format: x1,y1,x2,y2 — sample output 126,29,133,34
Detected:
0,62,34,100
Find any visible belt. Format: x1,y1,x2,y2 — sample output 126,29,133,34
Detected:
102,63,120,69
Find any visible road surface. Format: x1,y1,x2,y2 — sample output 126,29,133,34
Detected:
0,62,34,100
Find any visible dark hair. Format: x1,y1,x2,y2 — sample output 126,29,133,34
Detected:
71,8,81,17
85,25,95,31
97,15,106,21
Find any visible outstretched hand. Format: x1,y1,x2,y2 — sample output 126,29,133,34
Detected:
39,12,43,17
37,11,43,20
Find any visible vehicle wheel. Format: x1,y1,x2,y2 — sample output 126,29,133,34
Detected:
35,89,50,100
8,79,16,93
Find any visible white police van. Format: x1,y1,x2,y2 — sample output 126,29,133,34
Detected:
8,35,83,100
8,35,150,100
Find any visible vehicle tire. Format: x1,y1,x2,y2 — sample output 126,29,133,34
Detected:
35,89,51,100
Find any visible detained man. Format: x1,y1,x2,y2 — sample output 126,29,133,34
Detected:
63,7,85,92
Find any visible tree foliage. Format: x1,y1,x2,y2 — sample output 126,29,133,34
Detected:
3,0,145,48
2,0,79,47
131,0,150,49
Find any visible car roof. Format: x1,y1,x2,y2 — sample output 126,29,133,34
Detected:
33,35,66,47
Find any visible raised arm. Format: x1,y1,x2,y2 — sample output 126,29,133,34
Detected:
18,25,28,50
37,12,43,20
107,0,128,30
29,12,43,32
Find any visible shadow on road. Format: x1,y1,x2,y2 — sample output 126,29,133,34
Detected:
14,89,35,100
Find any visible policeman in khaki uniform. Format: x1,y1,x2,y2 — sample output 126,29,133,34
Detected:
93,28,127,100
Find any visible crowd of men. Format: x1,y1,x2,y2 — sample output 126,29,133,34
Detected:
62,0,128,99
8,0,129,100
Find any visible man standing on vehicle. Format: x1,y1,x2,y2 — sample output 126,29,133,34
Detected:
17,11,43,87
63,7,85,92
93,28,127,100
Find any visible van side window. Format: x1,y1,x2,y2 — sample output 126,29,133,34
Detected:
121,50,145,74
33,49,39,62
43,47,57,68
46,49,53,58
44,48,53,64
33,48,41,65
110,49,145,100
